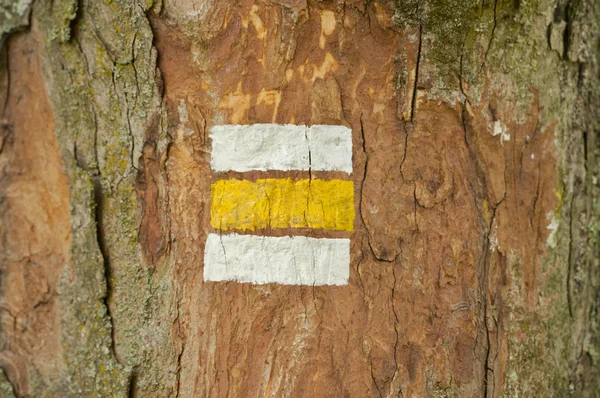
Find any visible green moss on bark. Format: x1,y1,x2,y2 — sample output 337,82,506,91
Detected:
0,369,16,398
28,0,176,396
0,0,32,40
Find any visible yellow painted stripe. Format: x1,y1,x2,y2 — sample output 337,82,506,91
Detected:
211,179,354,232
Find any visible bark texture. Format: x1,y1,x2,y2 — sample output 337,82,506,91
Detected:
0,0,598,397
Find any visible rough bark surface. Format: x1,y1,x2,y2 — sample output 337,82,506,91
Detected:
0,0,598,397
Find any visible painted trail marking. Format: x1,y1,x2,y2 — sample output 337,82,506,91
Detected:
205,123,353,286
204,233,350,285
210,124,352,173
211,178,355,232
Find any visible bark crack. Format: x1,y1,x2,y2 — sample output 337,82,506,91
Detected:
481,196,504,397
412,181,422,232
529,162,542,230
174,296,186,398
1,44,10,118
369,354,384,398
390,253,401,392
218,225,229,275
358,115,387,262
91,173,121,364
127,366,138,398
567,189,575,319
357,114,403,262
355,242,369,314
480,0,498,74
410,25,422,122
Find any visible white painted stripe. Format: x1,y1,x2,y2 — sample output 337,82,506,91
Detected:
209,124,352,173
308,125,353,173
203,233,350,285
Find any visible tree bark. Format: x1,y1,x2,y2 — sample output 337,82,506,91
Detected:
0,0,598,396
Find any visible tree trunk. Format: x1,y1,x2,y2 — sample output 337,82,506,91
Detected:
0,0,598,396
